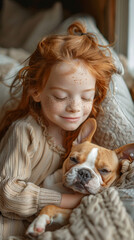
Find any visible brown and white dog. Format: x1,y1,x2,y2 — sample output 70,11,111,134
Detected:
26,118,134,237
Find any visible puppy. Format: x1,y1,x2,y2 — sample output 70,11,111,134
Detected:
26,118,134,237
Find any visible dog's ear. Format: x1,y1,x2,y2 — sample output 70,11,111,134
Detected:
115,143,134,173
73,118,97,145
115,143,134,161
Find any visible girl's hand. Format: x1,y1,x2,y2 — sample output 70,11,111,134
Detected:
60,193,84,209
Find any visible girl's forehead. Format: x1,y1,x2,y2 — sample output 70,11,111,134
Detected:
45,59,96,90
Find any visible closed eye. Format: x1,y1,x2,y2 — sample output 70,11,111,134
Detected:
54,96,67,101
81,97,92,102
99,169,111,175
81,97,93,102
70,156,78,164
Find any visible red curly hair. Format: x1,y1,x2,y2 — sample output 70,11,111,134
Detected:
0,21,117,153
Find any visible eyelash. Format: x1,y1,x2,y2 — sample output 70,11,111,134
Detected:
54,96,93,102
70,156,78,164
54,96,67,101
98,169,111,175
81,98,92,102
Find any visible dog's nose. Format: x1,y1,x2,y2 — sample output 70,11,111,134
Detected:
78,169,92,183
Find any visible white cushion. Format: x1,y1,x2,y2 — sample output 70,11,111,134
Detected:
0,54,22,120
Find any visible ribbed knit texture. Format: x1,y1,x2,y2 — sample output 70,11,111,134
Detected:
0,115,64,239
39,188,62,209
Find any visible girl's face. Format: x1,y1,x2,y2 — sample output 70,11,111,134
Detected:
34,60,96,132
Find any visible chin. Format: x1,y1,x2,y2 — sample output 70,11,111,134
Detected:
61,125,79,131
63,122,83,131
66,180,101,195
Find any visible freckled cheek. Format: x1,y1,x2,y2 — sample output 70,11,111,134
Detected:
83,103,93,115
41,97,64,113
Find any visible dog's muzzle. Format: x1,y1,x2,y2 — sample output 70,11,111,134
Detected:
64,166,101,194
77,168,92,184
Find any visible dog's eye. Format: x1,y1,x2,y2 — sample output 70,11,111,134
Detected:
70,156,78,164
99,169,111,175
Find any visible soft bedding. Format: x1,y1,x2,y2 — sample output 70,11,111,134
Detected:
0,1,134,239
8,163,134,240
32,164,134,240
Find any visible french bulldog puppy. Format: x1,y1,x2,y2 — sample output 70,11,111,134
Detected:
26,118,134,237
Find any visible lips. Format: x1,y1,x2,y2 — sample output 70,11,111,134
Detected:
61,116,80,122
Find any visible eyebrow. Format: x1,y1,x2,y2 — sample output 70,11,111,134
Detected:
50,87,95,92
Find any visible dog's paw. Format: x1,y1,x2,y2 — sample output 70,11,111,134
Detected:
26,214,50,238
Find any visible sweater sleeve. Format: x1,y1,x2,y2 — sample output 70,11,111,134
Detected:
0,119,61,219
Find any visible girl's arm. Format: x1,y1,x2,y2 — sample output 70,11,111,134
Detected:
0,120,61,219
60,193,84,209
43,171,84,209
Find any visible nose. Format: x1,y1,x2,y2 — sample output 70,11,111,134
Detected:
66,98,81,113
78,169,92,184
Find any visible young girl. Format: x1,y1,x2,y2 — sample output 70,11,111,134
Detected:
0,22,116,239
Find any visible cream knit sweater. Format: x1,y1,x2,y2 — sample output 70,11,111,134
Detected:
0,115,65,239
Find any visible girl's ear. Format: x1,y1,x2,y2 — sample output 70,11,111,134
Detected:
73,118,97,146
31,89,41,102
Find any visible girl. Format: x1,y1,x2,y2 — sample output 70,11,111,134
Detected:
0,22,116,239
